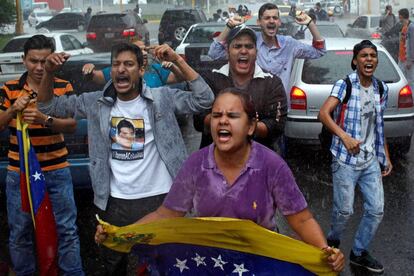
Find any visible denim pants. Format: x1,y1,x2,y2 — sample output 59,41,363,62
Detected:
6,168,84,276
327,158,384,255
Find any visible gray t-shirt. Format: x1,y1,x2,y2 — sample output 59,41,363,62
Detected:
356,84,376,168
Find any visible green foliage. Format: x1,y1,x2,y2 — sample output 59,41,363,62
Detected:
0,0,16,30
0,34,15,50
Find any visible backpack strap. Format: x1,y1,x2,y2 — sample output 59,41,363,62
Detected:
375,78,384,98
343,76,352,104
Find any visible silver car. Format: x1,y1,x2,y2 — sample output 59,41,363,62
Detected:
286,38,414,153
345,14,382,39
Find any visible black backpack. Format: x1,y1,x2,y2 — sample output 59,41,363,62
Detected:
319,76,384,151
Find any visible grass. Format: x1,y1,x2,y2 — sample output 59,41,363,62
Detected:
0,34,14,50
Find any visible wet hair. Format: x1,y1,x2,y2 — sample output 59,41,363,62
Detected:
385,5,392,11
398,8,409,20
258,3,278,19
351,40,377,70
315,2,321,8
23,34,55,56
223,11,229,17
117,119,134,133
217,9,222,14
111,43,144,67
214,87,257,122
87,7,92,12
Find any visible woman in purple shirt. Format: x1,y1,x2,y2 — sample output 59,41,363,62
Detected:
96,88,344,272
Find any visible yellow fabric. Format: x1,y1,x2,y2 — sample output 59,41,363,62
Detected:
99,216,336,275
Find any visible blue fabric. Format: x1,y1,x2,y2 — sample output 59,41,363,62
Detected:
6,169,84,276
329,72,389,167
102,64,171,88
327,158,384,255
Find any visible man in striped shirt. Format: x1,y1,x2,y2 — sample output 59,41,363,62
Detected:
0,35,84,275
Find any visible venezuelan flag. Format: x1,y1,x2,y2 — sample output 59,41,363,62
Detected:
99,217,337,275
16,112,58,276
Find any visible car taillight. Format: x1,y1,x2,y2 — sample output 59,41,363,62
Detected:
179,54,186,61
86,32,96,40
398,85,413,108
371,32,381,39
290,86,307,110
122,29,135,37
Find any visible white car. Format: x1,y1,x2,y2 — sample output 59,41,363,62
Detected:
0,33,93,84
28,9,53,27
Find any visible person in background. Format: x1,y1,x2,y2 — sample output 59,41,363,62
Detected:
134,3,142,17
84,7,92,28
319,40,392,273
314,2,329,21
96,88,345,273
380,5,396,34
289,3,297,18
0,34,84,276
398,8,414,91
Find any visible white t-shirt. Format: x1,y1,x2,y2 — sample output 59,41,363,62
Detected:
109,95,172,199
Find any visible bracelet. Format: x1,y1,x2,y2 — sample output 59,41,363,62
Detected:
306,19,313,27
226,22,234,29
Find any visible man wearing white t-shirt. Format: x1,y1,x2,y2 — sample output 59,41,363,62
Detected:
37,43,214,275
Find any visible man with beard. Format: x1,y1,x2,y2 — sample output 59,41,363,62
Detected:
208,3,326,95
36,43,214,275
318,40,392,273
194,25,287,151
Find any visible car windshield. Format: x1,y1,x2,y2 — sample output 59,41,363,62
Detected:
301,50,400,84
2,37,56,53
184,25,224,43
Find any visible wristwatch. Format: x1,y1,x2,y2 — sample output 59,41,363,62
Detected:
44,115,54,128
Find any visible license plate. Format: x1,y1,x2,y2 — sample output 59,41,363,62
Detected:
104,33,114,38
0,64,25,74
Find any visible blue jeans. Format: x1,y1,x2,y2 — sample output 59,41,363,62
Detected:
327,158,384,255
6,168,84,276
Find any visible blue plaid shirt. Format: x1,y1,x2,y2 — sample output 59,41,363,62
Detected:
330,72,389,167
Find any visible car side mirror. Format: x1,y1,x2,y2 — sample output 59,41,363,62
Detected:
143,19,148,24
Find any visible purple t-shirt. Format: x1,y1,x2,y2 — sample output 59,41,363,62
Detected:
163,142,307,230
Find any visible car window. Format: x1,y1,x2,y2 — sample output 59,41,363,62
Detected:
301,50,400,84
67,35,82,49
370,16,380,28
61,35,75,51
89,14,127,28
2,38,28,52
353,16,367,28
184,26,223,43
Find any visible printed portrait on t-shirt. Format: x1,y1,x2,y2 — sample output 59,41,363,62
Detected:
110,117,145,160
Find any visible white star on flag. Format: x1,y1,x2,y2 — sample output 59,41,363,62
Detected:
174,258,189,273
232,263,249,276
211,255,227,271
192,253,206,267
32,171,42,181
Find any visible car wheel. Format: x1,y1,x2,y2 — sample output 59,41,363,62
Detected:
174,26,187,42
78,24,85,31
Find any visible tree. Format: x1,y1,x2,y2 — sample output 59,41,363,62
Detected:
0,0,16,30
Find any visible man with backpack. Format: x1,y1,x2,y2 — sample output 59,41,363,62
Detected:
318,40,392,273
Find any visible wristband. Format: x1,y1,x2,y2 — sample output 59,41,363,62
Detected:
306,19,313,27
226,22,234,29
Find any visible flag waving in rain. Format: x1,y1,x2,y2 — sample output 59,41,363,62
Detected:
98,217,337,276
16,112,58,276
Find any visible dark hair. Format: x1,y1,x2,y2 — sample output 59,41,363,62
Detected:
398,8,409,19
23,34,55,56
351,40,377,70
117,119,134,133
385,5,392,11
217,9,222,14
223,11,229,17
214,87,257,122
111,43,144,67
315,2,321,8
258,3,278,19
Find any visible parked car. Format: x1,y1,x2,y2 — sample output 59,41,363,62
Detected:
86,11,149,52
345,14,382,39
28,9,53,27
36,12,87,31
0,33,93,84
320,1,344,17
286,38,414,153
158,8,208,49
295,21,344,39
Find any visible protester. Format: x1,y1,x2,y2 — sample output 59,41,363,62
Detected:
82,41,184,88
0,35,83,275
398,8,414,91
37,43,214,275
194,25,287,151
288,3,297,17
380,5,396,34
96,88,345,273
209,3,326,95
314,2,329,21
318,40,392,273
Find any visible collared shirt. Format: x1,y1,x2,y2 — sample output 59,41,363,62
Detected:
330,72,388,167
163,141,307,231
0,72,73,172
208,32,326,91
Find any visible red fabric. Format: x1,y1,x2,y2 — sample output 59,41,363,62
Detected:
20,172,30,212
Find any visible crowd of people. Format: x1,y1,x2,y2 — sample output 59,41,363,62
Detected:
2,1,414,275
